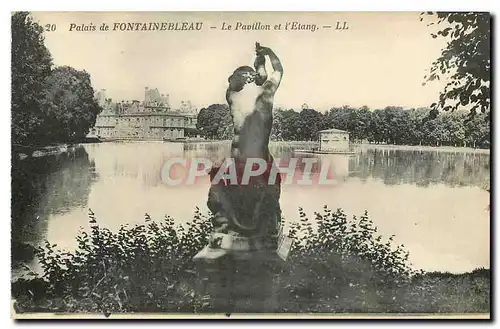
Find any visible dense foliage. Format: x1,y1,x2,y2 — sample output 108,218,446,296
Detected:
279,207,414,312
11,12,53,146
196,104,233,140
196,105,490,148
41,66,101,143
12,207,489,314
422,12,490,118
13,209,212,313
12,12,102,147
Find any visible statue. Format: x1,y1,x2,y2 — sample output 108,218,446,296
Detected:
195,43,284,258
193,43,284,312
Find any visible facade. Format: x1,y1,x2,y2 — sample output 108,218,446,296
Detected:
90,87,197,140
318,128,350,151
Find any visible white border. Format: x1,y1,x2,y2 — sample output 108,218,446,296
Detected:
1,1,498,328
3,0,500,11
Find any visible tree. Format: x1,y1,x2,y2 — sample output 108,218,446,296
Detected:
270,107,284,141
440,112,466,146
409,108,432,145
217,109,234,140
196,104,230,140
324,106,351,133
464,112,490,148
280,109,300,141
389,109,413,145
350,106,372,142
368,109,390,144
296,108,324,141
11,12,53,145
42,66,102,143
422,12,490,118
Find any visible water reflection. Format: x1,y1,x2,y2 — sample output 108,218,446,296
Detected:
11,141,490,273
350,149,490,188
11,146,97,268
84,142,185,187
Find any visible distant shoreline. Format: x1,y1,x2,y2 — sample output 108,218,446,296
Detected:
354,143,490,154
12,140,490,160
269,141,490,154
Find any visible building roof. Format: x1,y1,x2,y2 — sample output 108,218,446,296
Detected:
319,128,348,133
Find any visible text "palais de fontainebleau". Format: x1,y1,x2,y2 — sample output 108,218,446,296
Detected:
64,20,349,32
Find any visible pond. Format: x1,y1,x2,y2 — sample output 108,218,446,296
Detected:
11,141,490,275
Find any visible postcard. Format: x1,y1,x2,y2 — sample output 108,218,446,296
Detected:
11,11,491,319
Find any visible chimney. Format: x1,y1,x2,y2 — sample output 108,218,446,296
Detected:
165,94,170,108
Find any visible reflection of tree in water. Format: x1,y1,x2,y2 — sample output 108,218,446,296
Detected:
11,146,97,267
350,149,490,188
183,142,231,166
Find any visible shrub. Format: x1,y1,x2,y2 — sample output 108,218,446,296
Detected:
12,206,488,315
13,208,212,314
279,206,415,313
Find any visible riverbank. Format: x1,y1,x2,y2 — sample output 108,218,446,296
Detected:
10,208,490,316
159,139,489,154
13,141,489,162
12,138,104,160
13,143,74,160
29,138,488,155
11,267,490,316
273,140,490,154
355,143,490,154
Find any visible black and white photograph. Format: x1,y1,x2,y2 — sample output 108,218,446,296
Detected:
10,11,491,319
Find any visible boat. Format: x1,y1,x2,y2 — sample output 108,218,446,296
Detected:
81,136,102,143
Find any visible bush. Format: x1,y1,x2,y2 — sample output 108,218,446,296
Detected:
13,208,212,314
279,206,415,313
12,206,489,315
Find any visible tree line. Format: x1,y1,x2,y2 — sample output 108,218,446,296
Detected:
12,12,101,147
196,105,490,148
196,13,491,150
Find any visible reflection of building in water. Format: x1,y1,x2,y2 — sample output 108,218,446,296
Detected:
319,128,349,152
317,154,350,180
90,87,198,140
183,141,231,165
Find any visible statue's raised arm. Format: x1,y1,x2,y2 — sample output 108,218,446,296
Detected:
225,43,283,160
255,42,283,95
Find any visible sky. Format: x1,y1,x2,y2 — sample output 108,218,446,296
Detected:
32,11,449,112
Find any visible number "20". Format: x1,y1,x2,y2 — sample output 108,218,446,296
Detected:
44,24,56,32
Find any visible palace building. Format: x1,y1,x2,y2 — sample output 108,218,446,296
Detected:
90,87,198,140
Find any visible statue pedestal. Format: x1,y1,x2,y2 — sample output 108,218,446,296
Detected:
193,234,284,314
